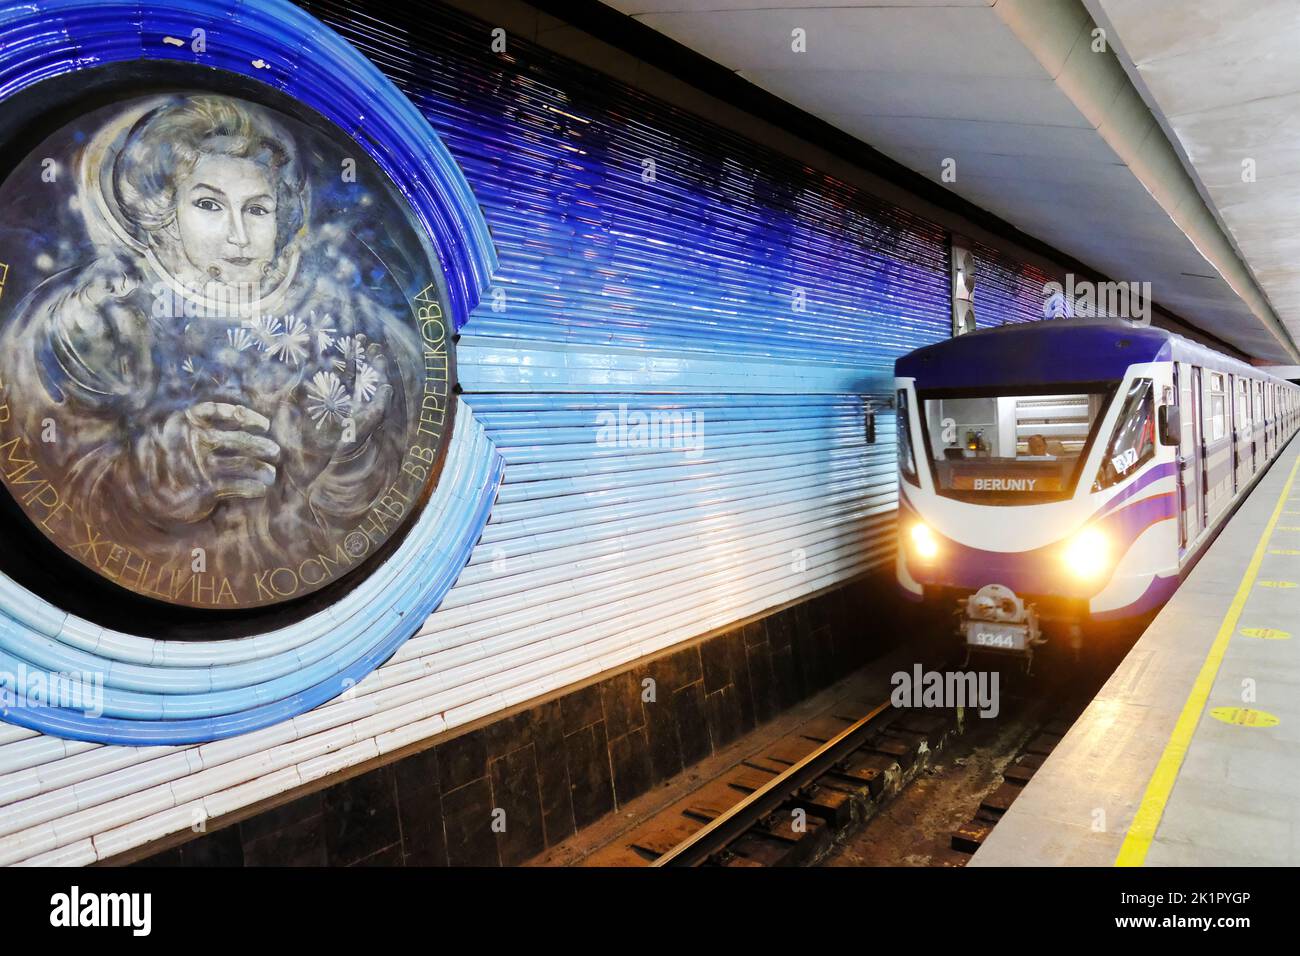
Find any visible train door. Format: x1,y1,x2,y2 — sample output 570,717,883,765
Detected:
1261,381,1267,460
1176,362,1203,550
1263,382,1270,459
1229,374,1239,493
1204,372,1230,523
1252,380,1262,470
1242,379,1253,473
1269,383,1276,454
1235,375,1249,491
1260,380,1268,459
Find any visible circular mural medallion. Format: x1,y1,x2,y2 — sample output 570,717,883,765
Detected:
0,91,455,610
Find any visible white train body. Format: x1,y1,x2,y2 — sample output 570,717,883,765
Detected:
894,320,1299,654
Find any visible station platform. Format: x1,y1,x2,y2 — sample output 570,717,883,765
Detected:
972,440,1300,866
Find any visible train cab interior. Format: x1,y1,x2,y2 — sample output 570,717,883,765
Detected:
911,387,1112,503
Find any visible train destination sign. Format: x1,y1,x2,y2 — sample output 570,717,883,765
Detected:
0,92,454,609
950,473,1064,492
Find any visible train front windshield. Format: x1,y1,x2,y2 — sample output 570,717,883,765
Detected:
919,389,1112,502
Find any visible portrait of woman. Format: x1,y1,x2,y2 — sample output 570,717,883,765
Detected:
0,92,443,608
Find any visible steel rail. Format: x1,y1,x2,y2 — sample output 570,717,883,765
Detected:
652,698,895,867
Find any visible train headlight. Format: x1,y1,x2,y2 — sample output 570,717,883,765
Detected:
909,522,939,562
1063,527,1111,582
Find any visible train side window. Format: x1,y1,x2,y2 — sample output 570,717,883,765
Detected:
897,389,919,487
1207,373,1227,441
1094,378,1156,491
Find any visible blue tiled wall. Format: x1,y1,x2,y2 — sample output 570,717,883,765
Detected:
301,0,956,696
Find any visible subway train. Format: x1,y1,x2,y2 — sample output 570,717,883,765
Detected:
894,319,1300,659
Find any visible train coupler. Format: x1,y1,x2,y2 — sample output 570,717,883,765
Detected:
957,584,1044,667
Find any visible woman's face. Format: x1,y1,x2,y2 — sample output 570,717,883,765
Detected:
171,153,279,289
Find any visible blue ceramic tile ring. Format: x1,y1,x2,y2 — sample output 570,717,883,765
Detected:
0,0,502,744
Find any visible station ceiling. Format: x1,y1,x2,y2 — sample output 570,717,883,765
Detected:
598,0,1299,363
1088,0,1300,360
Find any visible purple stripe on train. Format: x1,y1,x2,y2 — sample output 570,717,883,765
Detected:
1096,460,1177,518
901,490,1176,598
1091,573,1179,622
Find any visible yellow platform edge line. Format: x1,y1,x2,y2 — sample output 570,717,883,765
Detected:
1115,453,1300,867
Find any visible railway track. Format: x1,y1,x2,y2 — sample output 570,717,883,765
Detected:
654,696,912,867
946,710,1082,858
576,644,1107,868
